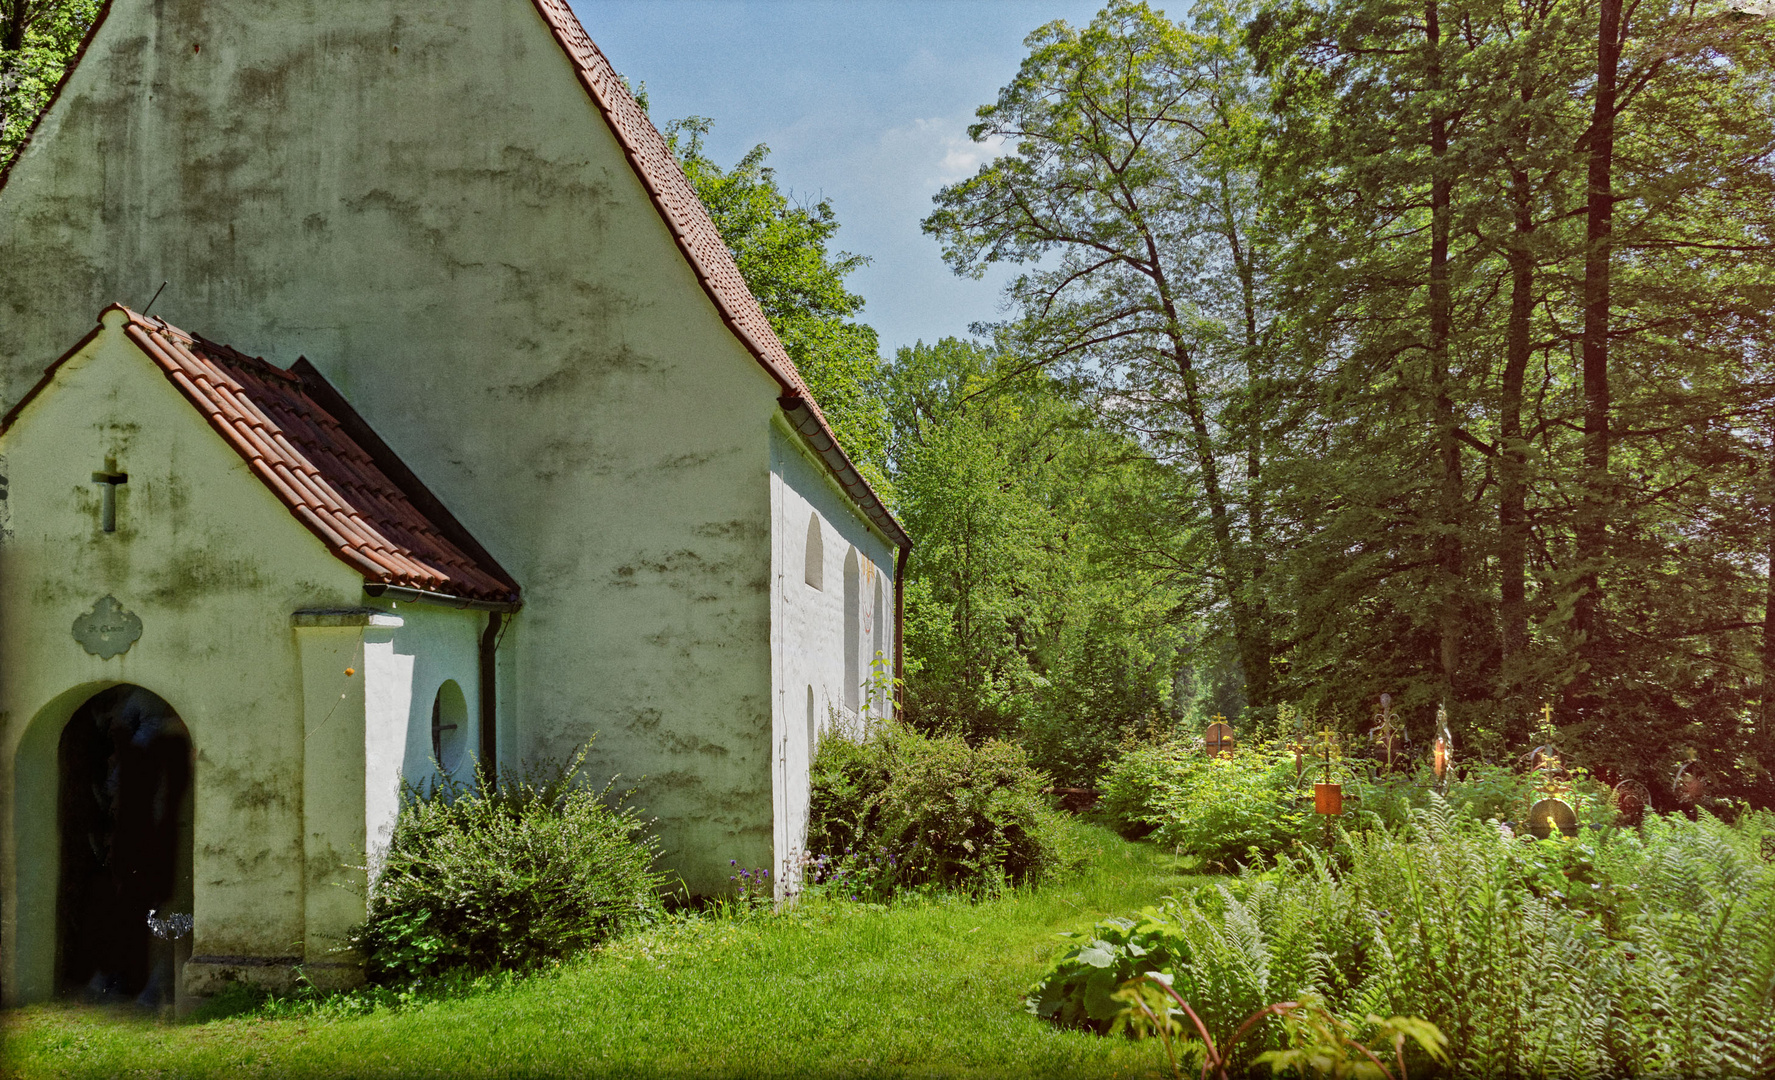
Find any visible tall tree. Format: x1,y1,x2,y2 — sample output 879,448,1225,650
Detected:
1570,0,1623,714
925,0,1279,711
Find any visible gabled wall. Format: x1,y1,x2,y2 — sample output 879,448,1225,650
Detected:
0,0,800,891
0,314,490,1003
0,314,364,1002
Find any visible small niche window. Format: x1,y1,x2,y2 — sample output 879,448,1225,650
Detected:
804,513,824,589
431,680,469,774
843,548,861,711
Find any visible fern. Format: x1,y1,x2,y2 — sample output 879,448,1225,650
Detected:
1033,800,1774,1079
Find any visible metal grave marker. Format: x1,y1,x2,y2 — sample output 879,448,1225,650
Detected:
1610,779,1651,826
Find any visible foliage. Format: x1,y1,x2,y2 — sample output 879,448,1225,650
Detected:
1098,740,1313,867
1114,977,1448,1080
926,0,1282,718
0,0,98,171
884,337,1198,779
1032,801,1775,1078
928,0,1775,803
351,748,667,983
805,721,1074,897
1099,736,1617,864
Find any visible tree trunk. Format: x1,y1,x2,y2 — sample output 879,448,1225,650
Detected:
1140,216,1269,710
1426,0,1463,706
1499,147,1534,673
1763,424,1775,731
1170,329,1270,711
1225,179,1273,707
4,3,33,54
1573,0,1622,712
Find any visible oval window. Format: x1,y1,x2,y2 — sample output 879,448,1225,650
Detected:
431,680,469,775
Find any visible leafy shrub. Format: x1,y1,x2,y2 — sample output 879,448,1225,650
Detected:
1098,740,1312,865
1099,738,1613,865
805,722,1073,897
1032,801,1775,1078
352,748,666,982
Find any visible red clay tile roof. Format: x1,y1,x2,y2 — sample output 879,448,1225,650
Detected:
109,305,519,604
530,0,909,551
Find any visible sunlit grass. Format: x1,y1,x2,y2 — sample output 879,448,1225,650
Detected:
1,822,1209,1079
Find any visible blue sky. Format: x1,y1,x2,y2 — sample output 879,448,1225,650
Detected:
570,1,1104,355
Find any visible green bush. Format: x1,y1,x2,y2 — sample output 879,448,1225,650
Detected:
1098,740,1313,865
1099,739,1615,865
1032,801,1775,1078
352,749,667,982
805,722,1073,897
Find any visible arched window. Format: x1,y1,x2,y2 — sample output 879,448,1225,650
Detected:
843,547,861,711
432,680,469,774
872,573,886,717
804,513,824,589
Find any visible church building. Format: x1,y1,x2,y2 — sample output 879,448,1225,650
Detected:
0,0,907,1006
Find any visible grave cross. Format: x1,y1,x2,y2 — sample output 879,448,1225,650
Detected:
91,459,128,533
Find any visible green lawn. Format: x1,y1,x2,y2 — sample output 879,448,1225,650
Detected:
2,824,1205,1079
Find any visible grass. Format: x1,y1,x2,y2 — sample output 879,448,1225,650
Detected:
1,822,1209,1079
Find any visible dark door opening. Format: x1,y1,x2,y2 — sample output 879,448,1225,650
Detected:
57,685,193,1004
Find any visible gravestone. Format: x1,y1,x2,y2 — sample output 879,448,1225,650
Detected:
1528,797,1579,839
1204,721,1235,756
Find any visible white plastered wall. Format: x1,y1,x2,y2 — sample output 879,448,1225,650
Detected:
0,317,359,1002
292,600,482,981
768,420,897,891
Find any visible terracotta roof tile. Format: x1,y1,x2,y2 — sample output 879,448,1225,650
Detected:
529,0,909,551
110,306,520,604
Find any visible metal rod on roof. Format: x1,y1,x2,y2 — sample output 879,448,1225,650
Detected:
363,583,522,613
141,281,168,316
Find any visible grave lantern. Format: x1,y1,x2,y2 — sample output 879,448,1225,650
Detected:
1313,726,1343,816
1431,704,1452,792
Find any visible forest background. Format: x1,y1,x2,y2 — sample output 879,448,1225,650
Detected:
6,0,1773,804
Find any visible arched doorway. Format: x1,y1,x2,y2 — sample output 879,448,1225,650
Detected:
56,685,193,1004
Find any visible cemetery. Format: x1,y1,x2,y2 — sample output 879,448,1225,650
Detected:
1,0,1772,1077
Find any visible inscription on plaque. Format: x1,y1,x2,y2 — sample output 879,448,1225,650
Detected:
72,595,142,659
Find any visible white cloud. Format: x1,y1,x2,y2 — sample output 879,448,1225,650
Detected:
872,117,1010,192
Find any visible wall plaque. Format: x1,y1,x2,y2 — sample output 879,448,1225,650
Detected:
73,595,142,659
